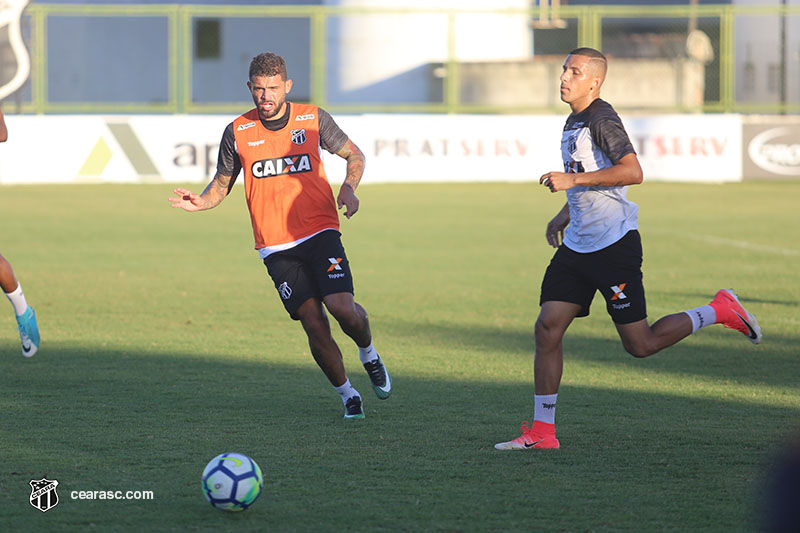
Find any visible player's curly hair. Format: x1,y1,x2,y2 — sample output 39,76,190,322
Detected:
249,52,288,80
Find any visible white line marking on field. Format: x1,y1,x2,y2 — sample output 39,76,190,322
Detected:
651,229,800,257
689,234,800,256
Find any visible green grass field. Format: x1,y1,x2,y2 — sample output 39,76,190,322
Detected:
1,181,798,531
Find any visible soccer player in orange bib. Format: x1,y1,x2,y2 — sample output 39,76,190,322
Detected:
494,48,761,450
170,52,390,419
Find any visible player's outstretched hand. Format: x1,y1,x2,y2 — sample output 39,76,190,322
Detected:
169,188,204,212
337,184,359,219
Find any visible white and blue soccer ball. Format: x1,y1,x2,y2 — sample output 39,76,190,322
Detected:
201,452,263,511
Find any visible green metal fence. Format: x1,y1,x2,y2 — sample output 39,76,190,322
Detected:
3,3,799,114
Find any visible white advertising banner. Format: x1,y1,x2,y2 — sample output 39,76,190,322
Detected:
0,113,742,185
325,114,565,183
624,114,742,182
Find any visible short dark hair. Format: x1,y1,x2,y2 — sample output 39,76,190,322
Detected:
568,47,607,62
569,47,608,80
249,52,288,80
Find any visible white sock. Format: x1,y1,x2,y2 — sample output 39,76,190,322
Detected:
333,379,359,404
684,305,717,333
534,394,558,425
4,284,28,316
358,343,378,364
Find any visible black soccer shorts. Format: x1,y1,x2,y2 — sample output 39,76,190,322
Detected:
263,230,355,319
539,230,647,325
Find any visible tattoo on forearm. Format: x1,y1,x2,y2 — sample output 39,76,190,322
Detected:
339,140,365,190
345,155,365,189
199,174,232,209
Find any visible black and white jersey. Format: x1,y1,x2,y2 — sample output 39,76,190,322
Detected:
560,98,640,253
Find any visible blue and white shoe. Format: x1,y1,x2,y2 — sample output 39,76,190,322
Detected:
16,306,39,358
363,356,392,399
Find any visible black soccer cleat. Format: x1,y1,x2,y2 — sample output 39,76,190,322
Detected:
363,356,392,399
344,395,365,419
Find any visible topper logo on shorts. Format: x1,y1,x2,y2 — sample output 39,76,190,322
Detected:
252,154,311,178
327,257,345,279
327,258,343,272
610,283,627,300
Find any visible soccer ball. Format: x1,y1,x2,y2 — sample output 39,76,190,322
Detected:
201,452,263,511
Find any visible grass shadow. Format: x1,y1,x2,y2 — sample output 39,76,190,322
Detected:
1,342,796,531
380,316,800,391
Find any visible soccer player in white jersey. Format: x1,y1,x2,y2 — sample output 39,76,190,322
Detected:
495,48,762,450
0,109,40,357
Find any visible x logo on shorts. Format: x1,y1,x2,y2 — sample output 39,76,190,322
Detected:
610,283,627,300
327,257,343,272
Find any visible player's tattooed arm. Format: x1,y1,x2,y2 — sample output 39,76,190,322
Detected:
335,139,366,219
169,173,236,212
337,139,366,191
200,173,236,208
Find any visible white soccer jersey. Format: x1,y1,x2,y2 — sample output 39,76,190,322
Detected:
560,98,639,253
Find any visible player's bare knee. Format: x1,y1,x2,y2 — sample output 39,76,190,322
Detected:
534,316,547,336
354,302,368,322
325,302,348,322
341,312,366,335
535,316,562,345
298,309,331,341
327,301,363,329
